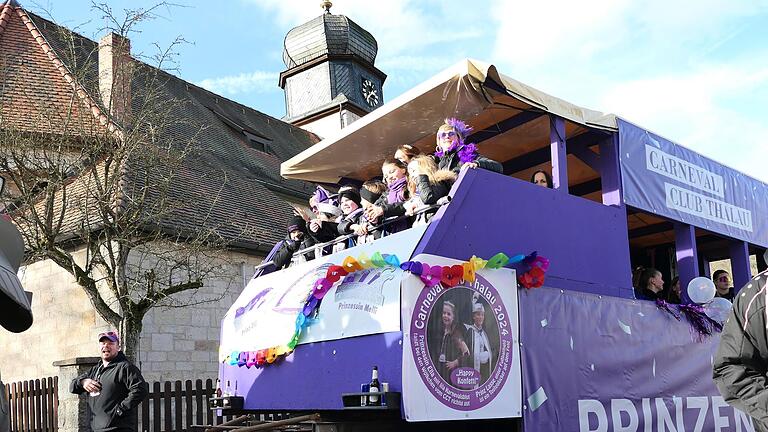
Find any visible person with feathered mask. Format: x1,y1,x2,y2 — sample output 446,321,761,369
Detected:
434,118,502,174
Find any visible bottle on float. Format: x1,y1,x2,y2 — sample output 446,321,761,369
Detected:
368,366,381,406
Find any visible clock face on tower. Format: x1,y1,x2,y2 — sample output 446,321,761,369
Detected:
361,78,379,107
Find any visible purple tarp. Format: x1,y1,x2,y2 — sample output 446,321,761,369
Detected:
520,286,753,431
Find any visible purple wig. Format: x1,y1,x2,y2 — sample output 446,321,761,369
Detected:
434,118,478,164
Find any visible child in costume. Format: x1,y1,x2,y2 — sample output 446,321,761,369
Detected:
364,159,410,234
336,187,366,248
404,155,456,226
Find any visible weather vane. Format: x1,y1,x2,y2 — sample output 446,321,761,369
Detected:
321,0,332,14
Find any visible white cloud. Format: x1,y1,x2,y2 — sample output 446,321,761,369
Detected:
485,0,768,182
246,0,485,70
599,60,768,182
490,0,631,68
196,71,279,95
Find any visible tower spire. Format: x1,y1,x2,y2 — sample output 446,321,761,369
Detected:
320,0,332,14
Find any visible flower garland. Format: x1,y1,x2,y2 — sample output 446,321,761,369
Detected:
223,251,550,368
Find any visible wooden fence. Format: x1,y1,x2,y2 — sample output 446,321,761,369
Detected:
5,377,285,432
3,377,58,432
138,379,229,432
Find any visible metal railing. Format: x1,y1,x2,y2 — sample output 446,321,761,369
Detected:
253,201,447,273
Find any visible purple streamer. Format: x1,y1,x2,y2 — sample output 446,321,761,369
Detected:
678,303,723,342
655,299,681,320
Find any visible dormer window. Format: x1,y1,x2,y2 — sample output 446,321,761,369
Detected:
208,108,273,155
243,130,270,153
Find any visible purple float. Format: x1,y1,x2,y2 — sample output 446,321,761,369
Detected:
215,60,767,431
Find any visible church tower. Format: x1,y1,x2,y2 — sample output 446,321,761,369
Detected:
279,0,386,139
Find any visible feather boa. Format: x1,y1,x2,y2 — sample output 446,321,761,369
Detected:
434,118,479,164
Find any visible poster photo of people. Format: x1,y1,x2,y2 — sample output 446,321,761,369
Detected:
427,287,500,389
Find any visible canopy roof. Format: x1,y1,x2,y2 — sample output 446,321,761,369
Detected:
281,59,617,183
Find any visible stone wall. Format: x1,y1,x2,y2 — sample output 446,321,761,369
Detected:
0,244,261,383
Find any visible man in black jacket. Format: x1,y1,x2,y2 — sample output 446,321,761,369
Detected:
70,331,148,432
713,268,768,431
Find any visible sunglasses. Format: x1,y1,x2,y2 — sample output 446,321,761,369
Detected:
718,276,729,283
437,131,457,139
98,331,118,339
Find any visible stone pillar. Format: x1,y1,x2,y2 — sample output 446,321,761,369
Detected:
53,357,99,432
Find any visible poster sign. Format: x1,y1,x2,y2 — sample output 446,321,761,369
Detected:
402,254,522,422
219,225,427,358
521,287,754,431
618,117,768,247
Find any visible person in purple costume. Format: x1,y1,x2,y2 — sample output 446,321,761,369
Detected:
434,118,502,174
363,159,410,234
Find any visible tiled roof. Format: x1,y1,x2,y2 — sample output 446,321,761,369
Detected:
0,2,114,136
0,2,321,251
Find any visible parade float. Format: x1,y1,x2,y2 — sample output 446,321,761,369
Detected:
215,59,767,431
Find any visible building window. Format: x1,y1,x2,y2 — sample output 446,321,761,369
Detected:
208,108,273,154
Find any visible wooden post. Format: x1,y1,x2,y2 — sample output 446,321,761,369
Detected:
550,116,568,193
674,222,699,302
730,240,752,293
599,134,622,207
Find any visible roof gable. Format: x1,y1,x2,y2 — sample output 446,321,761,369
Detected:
0,2,117,137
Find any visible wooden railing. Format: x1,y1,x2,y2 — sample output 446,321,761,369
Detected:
4,377,58,432
4,377,287,432
139,379,223,432
137,379,286,432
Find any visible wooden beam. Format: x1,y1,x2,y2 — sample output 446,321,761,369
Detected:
570,145,601,172
570,178,602,197
501,130,605,175
467,110,544,143
628,221,673,239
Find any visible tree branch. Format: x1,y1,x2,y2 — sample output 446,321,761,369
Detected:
47,247,122,325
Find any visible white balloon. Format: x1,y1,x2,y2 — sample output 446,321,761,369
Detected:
687,276,716,304
705,297,733,323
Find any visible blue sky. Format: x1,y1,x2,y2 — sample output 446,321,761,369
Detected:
29,0,768,181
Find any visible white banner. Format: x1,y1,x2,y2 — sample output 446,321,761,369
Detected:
219,225,427,358
402,254,522,422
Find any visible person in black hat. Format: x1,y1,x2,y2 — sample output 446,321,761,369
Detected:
337,188,365,247
354,180,386,242
70,331,148,432
272,216,311,270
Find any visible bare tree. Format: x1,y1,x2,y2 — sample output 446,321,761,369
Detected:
0,3,238,362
